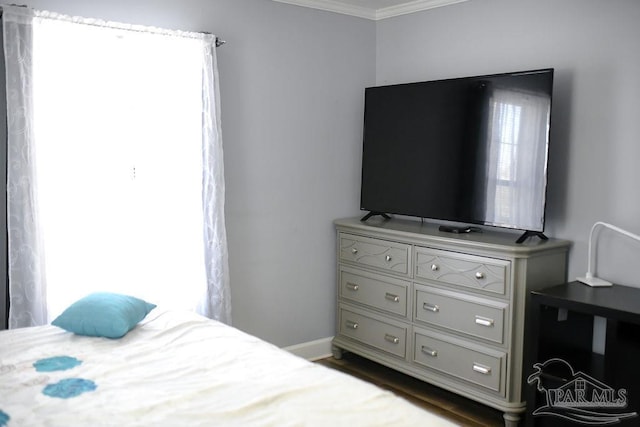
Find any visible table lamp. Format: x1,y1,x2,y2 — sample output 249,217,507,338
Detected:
577,221,640,287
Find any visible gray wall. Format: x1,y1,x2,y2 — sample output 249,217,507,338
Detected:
2,0,374,342
4,0,638,343
376,0,640,287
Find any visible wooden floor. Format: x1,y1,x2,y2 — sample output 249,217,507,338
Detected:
316,352,505,426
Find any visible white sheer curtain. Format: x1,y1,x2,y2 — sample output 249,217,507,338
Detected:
482,88,551,231
3,6,231,328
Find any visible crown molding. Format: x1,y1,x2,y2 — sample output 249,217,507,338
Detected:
376,0,469,20
273,0,376,20
272,0,468,20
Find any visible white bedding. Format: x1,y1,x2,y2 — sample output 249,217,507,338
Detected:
0,309,456,426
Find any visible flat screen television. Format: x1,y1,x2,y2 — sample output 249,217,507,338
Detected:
360,68,554,242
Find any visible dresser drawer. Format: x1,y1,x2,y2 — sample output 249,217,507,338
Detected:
339,306,407,358
340,266,409,317
415,247,510,295
339,233,410,275
413,328,506,394
414,285,507,344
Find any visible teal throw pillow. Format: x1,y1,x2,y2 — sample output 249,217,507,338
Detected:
52,292,156,339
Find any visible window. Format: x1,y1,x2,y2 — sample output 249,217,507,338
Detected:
483,88,551,230
4,7,230,327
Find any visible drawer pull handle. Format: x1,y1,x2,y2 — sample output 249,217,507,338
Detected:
385,293,400,303
421,346,438,357
475,271,485,279
431,264,439,271
352,248,358,254
475,316,494,327
346,320,358,330
346,282,359,291
385,255,392,262
473,363,491,375
384,334,400,344
423,302,440,313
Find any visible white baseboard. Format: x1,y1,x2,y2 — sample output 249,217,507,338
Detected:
283,336,333,361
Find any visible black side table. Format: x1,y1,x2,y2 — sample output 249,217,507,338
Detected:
524,281,640,426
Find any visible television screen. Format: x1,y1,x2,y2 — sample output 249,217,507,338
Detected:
360,68,554,233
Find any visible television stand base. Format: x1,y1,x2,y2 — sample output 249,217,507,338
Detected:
360,212,391,222
516,230,548,244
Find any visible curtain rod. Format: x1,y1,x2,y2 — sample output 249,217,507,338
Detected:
0,4,226,47
199,31,226,48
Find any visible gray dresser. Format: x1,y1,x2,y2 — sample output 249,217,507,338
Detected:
332,217,570,426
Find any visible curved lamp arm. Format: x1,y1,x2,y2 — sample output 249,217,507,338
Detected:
577,221,640,287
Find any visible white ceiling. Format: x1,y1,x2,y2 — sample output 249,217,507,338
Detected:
272,0,469,20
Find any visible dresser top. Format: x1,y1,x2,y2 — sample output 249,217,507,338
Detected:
335,217,571,256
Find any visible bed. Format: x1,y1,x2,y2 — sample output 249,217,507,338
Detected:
0,306,455,426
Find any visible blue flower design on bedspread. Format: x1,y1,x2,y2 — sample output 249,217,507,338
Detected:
0,410,9,427
33,356,82,372
42,378,97,398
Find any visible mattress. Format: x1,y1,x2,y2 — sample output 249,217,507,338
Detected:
0,309,456,426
